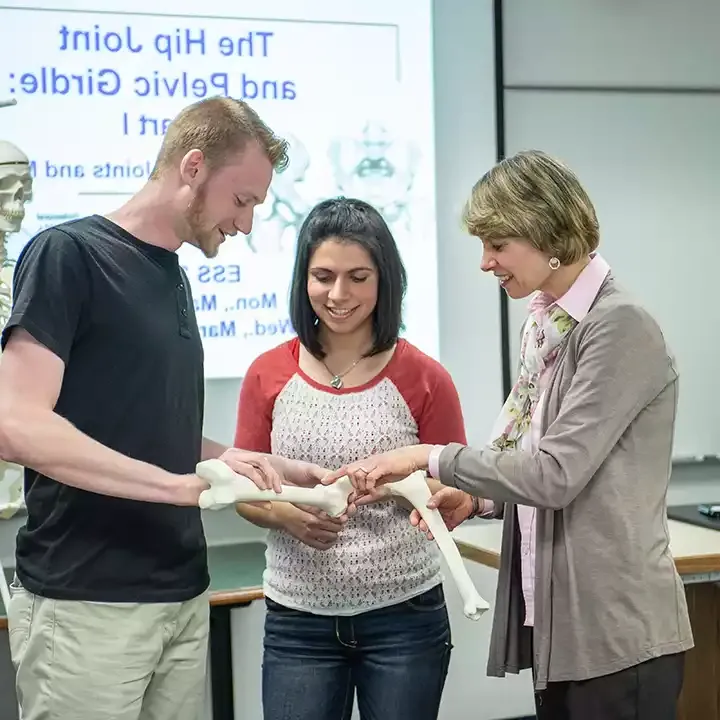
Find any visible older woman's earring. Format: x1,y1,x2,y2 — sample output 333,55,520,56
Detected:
548,257,561,270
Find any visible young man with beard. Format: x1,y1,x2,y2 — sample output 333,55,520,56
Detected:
0,97,323,720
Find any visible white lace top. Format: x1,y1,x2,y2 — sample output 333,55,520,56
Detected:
235,338,466,615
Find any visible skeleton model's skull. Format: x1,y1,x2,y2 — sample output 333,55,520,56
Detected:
0,140,33,234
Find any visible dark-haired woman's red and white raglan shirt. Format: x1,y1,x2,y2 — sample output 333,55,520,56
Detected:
234,337,467,615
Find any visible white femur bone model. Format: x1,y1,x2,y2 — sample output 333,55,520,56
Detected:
196,459,490,620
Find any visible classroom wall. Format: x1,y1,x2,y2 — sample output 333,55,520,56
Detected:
0,2,718,719
502,0,720,462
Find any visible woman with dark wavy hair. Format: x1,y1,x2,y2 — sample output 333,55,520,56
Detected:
234,197,467,720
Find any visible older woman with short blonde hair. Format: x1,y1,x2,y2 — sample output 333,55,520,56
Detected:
328,150,694,720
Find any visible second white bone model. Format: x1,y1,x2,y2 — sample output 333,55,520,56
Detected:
195,460,490,620
384,471,490,620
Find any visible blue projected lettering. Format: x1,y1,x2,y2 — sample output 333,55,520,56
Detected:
197,265,242,284
254,318,294,337
14,68,122,96
1,4,420,380
193,293,277,313
199,321,236,339
6,21,297,136
195,294,217,312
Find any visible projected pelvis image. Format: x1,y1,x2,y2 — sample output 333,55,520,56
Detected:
329,121,421,231
246,122,422,255
245,134,312,254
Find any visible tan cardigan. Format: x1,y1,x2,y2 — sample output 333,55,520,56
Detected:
438,274,693,690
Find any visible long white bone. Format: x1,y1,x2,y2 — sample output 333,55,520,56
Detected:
195,461,490,620
385,471,491,620
195,459,353,517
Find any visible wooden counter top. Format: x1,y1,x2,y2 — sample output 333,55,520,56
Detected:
453,518,720,576
2,517,717,631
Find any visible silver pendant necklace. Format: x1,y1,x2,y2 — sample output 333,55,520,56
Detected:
322,357,363,389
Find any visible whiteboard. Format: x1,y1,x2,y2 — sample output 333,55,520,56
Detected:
503,89,720,461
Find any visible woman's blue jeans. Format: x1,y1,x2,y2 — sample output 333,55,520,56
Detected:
261,584,453,720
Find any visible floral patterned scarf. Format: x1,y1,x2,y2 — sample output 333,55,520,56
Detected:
491,296,577,451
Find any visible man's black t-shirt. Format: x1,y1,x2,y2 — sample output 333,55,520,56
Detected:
1,215,209,603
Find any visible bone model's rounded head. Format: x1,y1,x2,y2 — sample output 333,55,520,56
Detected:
0,140,33,235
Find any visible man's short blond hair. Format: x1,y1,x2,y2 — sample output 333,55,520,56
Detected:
150,96,289,179
462,150,600,264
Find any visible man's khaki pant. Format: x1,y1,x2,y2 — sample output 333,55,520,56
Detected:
7,577,209,720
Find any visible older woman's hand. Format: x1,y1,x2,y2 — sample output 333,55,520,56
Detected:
322,444,433,493
410,487,475,540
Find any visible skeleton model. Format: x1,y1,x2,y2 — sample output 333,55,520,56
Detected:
0,99,33,519
0,140,33,325
197,459,491,620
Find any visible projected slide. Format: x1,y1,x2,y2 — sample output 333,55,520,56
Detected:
0,1,438,378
